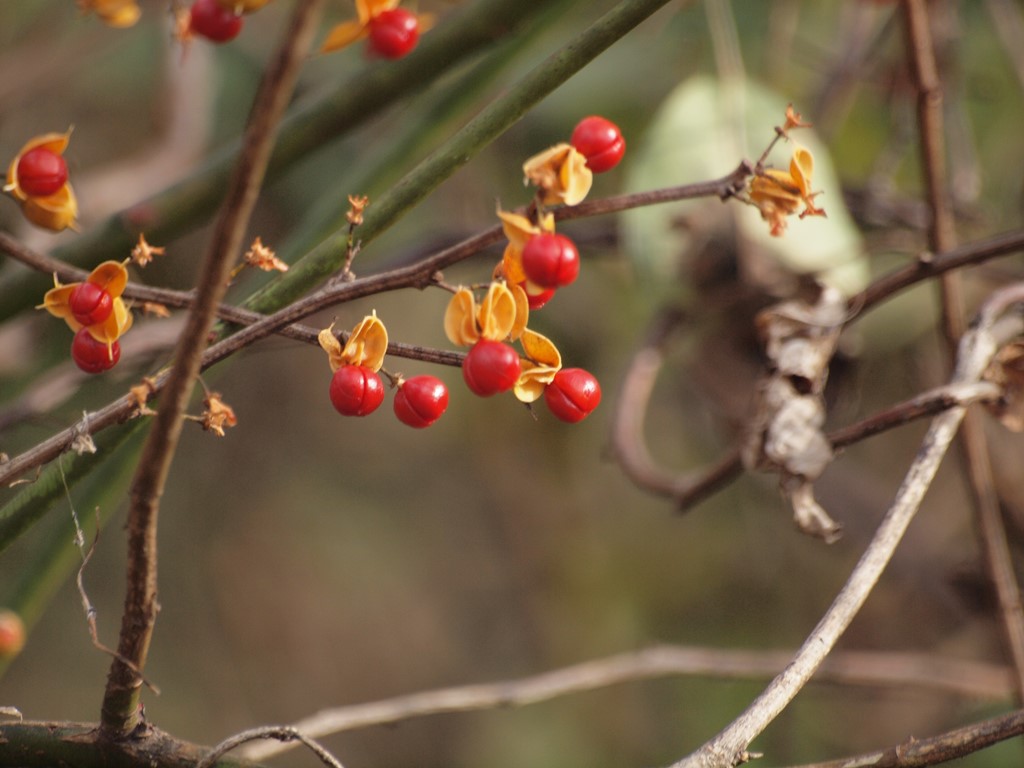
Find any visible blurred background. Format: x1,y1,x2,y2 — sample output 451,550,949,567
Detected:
2,1,1024,766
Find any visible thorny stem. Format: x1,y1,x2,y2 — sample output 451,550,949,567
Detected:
669,284,1024,768
903,0,1024,703
98,0,325,739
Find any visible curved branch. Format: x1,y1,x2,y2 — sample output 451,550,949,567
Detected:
669,283,1024,768
611,308,1001,514
199,727,343,768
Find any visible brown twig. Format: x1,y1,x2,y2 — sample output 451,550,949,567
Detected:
784,707,1024,768
98,0,325,739
238,645,1014,761
853,229,1024,311
669,284,1024,768
903,0,1024,704
5,223,1024,494
0,169,753,488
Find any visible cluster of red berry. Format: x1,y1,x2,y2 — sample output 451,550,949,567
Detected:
320,316,449,428
330,366,448,428
322,117,623,430
443,115,625,423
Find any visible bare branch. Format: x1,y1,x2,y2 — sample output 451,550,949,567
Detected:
903,0,1024,702
98,0,326,738
611,310,1001,515
238,645,1013,761
784,707,1024,768
854,229,1024,312
668,284,1024,768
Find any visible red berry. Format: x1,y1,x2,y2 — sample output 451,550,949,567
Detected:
0,610,25,659
367,8,419,59
69,282,114,327
518,281,556,310
15,147,68,197
462,340,521,397
329,365,385,417
521,233,580,289
544,368,601,423
190,0,243,42
570,116,625,173
394,375,448,428
71,329,120,374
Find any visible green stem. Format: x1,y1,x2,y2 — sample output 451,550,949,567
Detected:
272,23,542,275
246,0,677,314
0,0,566,323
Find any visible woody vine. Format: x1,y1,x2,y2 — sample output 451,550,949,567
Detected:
4,1,1024,768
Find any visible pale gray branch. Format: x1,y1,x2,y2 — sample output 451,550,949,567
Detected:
239,645,1013,761
669,284,1024,768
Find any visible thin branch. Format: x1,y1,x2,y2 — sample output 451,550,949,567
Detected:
199,727,343,768
98,0,325,739
784,707,1024,768
0,171,747,490
238,645,1014,761
853,228,1024,312
611,306,1001,513
903,0,961,344
608,306,744,508
903,0,1024,703
3,163,1022,496
668,284,1024,768
826,380,1001,447
0,646,1013,766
